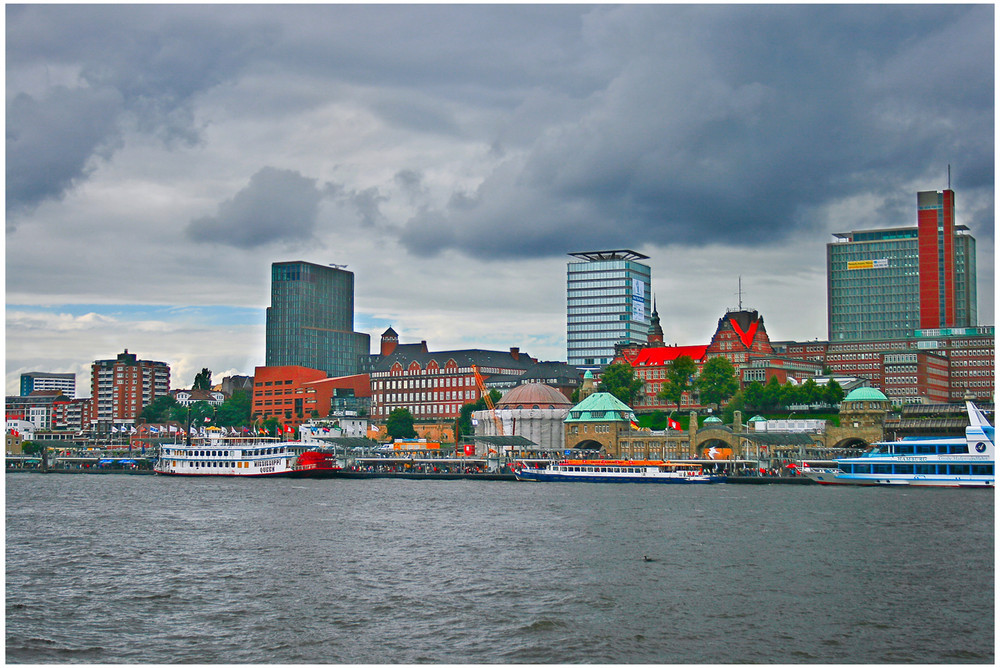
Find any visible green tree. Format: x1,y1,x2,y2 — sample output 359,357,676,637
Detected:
742,382,764,412
646,410,667,431
597,362,644,406
722,389,746,423
800,378,821,405
21,441,42,455
695,357,739,408
215,390,251,427
193,368,212,390
171,400,216,428
261,417,282,437
658,355,697,412
823,379,845,406
140,395,180,423
761,376,783,411
386,407,417,440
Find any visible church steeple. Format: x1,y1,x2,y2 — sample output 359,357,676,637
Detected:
647,297,664,347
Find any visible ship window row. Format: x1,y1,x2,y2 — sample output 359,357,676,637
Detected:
163,447,287,457
889,443,973,455
840,463,993,476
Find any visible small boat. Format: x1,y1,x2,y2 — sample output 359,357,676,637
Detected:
153,439,340,478
804,402,994,487
513,459,723,484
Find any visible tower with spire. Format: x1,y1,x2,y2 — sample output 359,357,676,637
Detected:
647,298,664,347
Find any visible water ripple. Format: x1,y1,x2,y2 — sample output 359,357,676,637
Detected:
6,475,994,664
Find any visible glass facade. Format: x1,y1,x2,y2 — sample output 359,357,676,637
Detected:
265,261,371,377
567,251,651,367
827,220,977,342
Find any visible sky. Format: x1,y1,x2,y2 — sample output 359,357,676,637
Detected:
5,4,995,398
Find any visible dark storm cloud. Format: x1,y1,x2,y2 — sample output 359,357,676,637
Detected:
5,5,277,214
397,4,994,258
186,168,323,248
6,85,124,216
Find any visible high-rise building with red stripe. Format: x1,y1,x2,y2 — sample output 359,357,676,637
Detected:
827,188,977,341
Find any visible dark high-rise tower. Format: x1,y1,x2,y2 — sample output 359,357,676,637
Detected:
265,261,371,377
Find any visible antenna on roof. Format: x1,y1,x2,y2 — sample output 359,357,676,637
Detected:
329,263,348,270
947,164,951,190
738,276,743,311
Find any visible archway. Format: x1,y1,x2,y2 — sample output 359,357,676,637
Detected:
567,439,604,456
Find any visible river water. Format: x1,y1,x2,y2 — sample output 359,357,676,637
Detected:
5,473,994,664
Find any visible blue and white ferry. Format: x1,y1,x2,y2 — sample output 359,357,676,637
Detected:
805,402,994,487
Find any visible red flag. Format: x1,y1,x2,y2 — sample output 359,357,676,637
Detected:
464,443,475,456
668,418,681,430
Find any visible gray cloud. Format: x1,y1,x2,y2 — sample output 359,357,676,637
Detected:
6,86,124,216
186,167,324,248
6,5,276,214
395,5,994,258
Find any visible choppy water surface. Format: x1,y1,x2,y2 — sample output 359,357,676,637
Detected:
6,474,993,663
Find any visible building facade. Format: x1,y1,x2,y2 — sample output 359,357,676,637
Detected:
774,325,994,404
567,249,651,368
369,328,537,421
265,261,371,377
251,365,371,430
616,308,787,411
20,372,76,398
827,188,977,341
90,350,171,428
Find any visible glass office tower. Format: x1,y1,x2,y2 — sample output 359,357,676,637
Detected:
265,261,371,377
567,250,651,368
827,189,977,341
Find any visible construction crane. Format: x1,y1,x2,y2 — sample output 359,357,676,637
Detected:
472,365,504,436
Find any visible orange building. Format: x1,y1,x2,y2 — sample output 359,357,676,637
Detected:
252,366,371,430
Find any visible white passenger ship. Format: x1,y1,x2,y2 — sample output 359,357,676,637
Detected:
513,459,724,484
154,437,339,478
804,402,994,487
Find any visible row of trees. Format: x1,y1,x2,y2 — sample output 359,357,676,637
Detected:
597,357,844,415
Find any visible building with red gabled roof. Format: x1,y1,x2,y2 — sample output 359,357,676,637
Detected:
616,306,816,411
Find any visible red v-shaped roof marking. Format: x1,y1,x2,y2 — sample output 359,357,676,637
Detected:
730,318,758,348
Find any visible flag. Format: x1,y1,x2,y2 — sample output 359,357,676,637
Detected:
111,426,118,434
285,426,293,433
130,426,137,434
668,418,681,431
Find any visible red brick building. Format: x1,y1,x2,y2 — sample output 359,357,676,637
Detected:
90,350,171,428
772,325,994,404
369,328,537,421
251,366,371,430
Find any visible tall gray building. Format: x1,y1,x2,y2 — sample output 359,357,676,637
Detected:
567,250,651,368
265,261,371,377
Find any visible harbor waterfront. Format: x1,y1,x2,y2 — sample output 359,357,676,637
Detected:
6,474,993,664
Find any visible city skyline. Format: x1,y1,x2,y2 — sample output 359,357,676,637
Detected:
6,5,994,396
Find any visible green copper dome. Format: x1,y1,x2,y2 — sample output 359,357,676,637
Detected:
703,416,723,424
565,392,636,423
748,415,766,422
843,387,888,402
